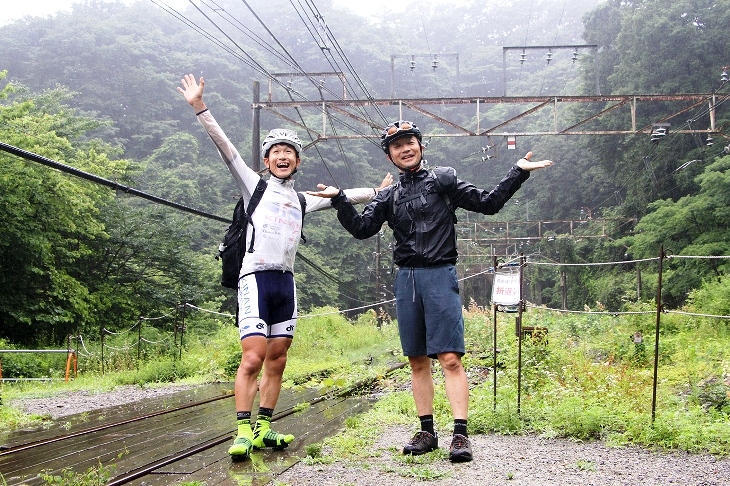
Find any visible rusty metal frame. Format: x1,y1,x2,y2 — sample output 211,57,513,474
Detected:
254,94,721,144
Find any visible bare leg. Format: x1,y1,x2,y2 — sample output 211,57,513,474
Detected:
234,335,267,412
409,355,434,416
258,337,292,408
437,351,469,420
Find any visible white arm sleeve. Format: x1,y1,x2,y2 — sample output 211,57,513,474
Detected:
197,110,260,200
302,187,377,213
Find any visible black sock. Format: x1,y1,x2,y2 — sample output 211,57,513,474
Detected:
236,411,251,425
454,419,468,437
419,414,435,436
257,407,274,419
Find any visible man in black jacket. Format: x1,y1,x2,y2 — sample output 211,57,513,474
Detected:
309,120,552,462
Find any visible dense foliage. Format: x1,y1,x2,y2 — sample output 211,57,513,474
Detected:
1,0,729,346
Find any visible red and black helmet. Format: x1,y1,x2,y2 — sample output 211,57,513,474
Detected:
380,120,422,153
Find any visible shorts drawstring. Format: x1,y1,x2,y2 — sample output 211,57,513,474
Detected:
410,267,416,302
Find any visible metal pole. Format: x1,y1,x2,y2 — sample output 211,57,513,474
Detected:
516,253,525,415
179,302,186,361
375,232,381,321
252,81,261,172
492,254,498,412
136,318,142,371
651,245,665,422
101,327,105,375
173,303,178,346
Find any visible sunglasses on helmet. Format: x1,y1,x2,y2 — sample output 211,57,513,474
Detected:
385,121,414,136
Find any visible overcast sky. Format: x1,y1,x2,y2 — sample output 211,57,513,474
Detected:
0,0,461,26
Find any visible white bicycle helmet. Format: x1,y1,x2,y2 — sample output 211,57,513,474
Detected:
262,128,302,157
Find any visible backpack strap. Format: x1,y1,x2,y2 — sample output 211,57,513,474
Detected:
297,192,307,243
431,167,458,223
245,178,268,253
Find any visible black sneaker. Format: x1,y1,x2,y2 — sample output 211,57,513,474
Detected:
449,434,473,462
403,431,438,455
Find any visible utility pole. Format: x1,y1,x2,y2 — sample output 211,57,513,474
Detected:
252,81,261,171
375,231,381,304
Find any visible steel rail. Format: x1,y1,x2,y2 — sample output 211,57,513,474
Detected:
104,362,408,485
0,393,233,455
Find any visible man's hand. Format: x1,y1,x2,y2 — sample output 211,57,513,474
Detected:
177,74,207,112
377,172,394,191
516,151,553,171
306,184,341,198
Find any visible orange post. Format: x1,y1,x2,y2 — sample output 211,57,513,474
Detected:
65,351,78,381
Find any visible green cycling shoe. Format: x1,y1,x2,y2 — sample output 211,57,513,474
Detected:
228,424,254,459
252,420,294,449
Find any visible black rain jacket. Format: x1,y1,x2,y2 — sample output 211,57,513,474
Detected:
331,165,530,268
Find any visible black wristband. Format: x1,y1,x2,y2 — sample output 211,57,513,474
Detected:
195,108,209,116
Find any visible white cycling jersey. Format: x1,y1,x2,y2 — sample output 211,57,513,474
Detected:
198,110,377,277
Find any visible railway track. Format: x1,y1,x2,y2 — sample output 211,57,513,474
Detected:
0,364,406,485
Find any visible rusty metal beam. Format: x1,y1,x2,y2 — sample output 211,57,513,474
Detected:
256,94,722,140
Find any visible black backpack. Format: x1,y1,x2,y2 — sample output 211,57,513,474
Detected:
218,179,306,289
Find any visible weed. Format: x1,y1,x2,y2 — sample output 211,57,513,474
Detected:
575,459,597,471
39,459,116,485
304,442,323,458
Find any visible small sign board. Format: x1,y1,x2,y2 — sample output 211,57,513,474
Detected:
492,272,521,305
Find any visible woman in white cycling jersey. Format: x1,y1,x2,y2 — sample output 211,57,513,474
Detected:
178,74,392,460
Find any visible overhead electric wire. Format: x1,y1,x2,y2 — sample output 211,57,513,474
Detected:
298,0,387,120
0,141,228,223
151,0,384,189
293,0,388,126
199,0,300,70
150,0,264,73
187,0,381,151
0,141,373,304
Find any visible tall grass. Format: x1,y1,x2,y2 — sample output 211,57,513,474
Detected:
2,302,729,456
322,302,730,459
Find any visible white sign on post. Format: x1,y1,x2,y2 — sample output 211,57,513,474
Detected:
492,272,521,306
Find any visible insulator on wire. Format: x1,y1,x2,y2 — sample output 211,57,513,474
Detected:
650,125,668,143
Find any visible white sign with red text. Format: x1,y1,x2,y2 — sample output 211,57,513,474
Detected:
491,272,521,305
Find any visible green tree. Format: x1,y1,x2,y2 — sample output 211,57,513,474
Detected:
0,74,122,344
623,155,730,306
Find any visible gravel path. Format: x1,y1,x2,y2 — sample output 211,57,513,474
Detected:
276,425,730,486
10,386,730,485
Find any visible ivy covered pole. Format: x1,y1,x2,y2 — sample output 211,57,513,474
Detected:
651,245,666,422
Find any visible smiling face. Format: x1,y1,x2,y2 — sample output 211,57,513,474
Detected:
264,143,301,179
387,135,423,171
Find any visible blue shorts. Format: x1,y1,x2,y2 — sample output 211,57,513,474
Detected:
237,271,297,340
393,265,465,359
